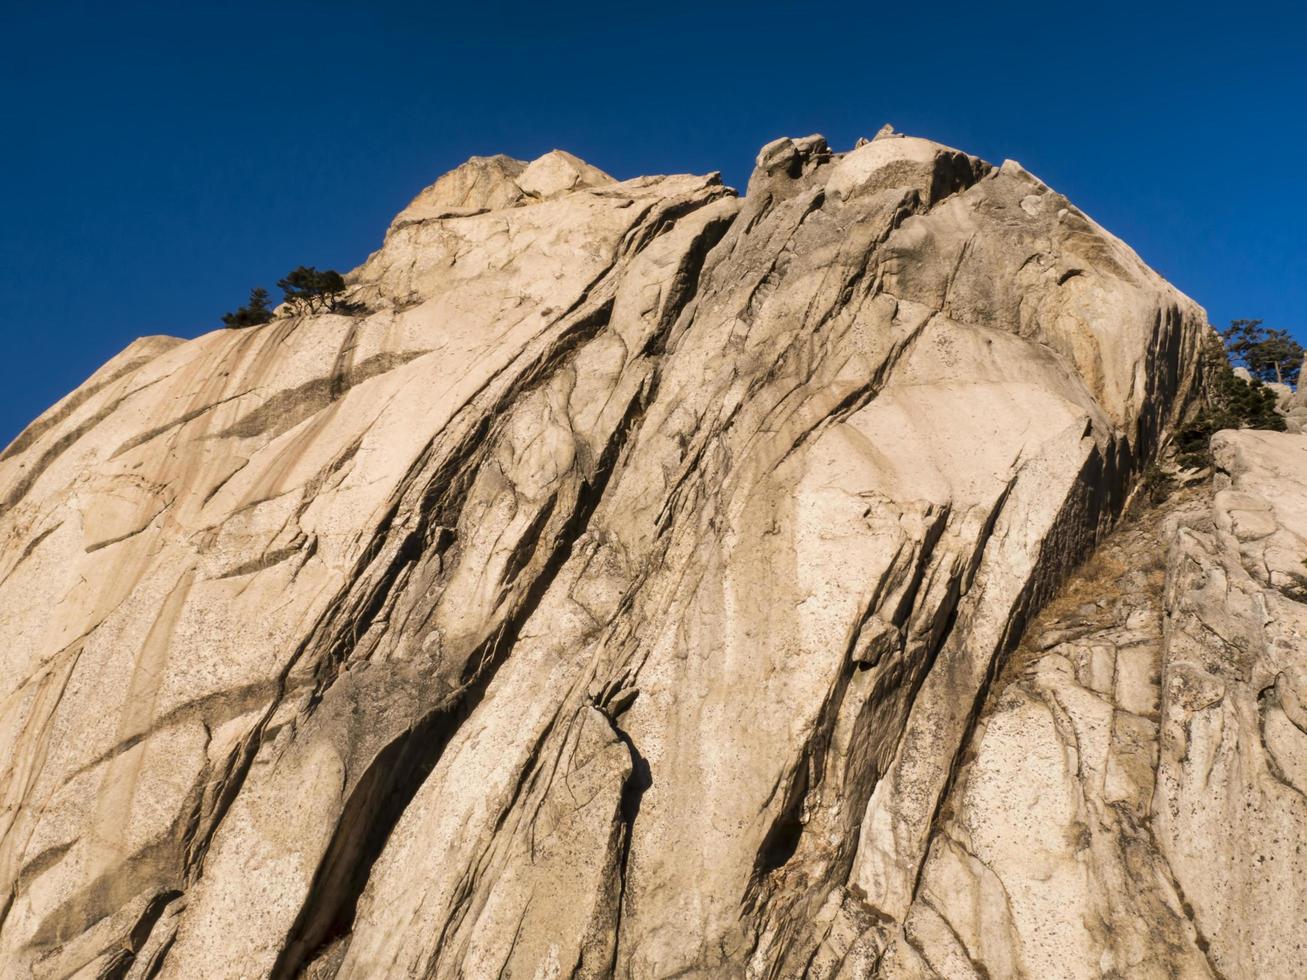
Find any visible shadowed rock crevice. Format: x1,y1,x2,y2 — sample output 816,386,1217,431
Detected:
214,350,430,443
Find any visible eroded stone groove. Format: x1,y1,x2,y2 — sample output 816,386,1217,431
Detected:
272,270,705,978
6,130,1302,980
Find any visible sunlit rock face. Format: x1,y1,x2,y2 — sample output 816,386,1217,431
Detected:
11,125,1297,980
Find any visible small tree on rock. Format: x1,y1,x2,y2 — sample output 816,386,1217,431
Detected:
221,287,274,329
277,266,347,315
1222,318,1303,386
1174,330,1284,469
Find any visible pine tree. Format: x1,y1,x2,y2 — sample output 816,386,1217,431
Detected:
277,266,347,315
1175,330,1285,469
1222,319,1303,385
221,287,274,329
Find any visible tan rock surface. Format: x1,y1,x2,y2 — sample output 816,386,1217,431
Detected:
891,492,1214,978
1153,430,1307,977
879,430,1307,979
6,130,1292,980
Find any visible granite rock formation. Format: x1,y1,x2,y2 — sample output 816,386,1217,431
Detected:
893,428,1307,978
2,128,1300,979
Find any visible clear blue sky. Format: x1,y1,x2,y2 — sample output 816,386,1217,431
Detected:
3,0,1305,445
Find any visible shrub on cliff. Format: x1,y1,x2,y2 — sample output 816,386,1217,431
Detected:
1175,330,1284,469
221,287,274,329
278,265,347,314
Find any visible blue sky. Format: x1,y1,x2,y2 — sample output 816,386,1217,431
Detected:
2,0,1304,444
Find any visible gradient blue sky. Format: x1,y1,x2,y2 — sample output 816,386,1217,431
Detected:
3,0,1305,444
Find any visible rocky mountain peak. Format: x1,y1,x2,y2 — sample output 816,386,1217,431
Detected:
1,130,1303,979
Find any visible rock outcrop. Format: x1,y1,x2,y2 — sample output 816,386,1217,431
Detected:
875,427,1307,978
1280,355,1307,432
3,129,1299,979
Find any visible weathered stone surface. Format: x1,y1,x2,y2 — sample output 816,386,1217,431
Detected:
0,149,735,978
882,429,1307,979
7,128,1288,980
891,493,1214,978
1153,430,1307,977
